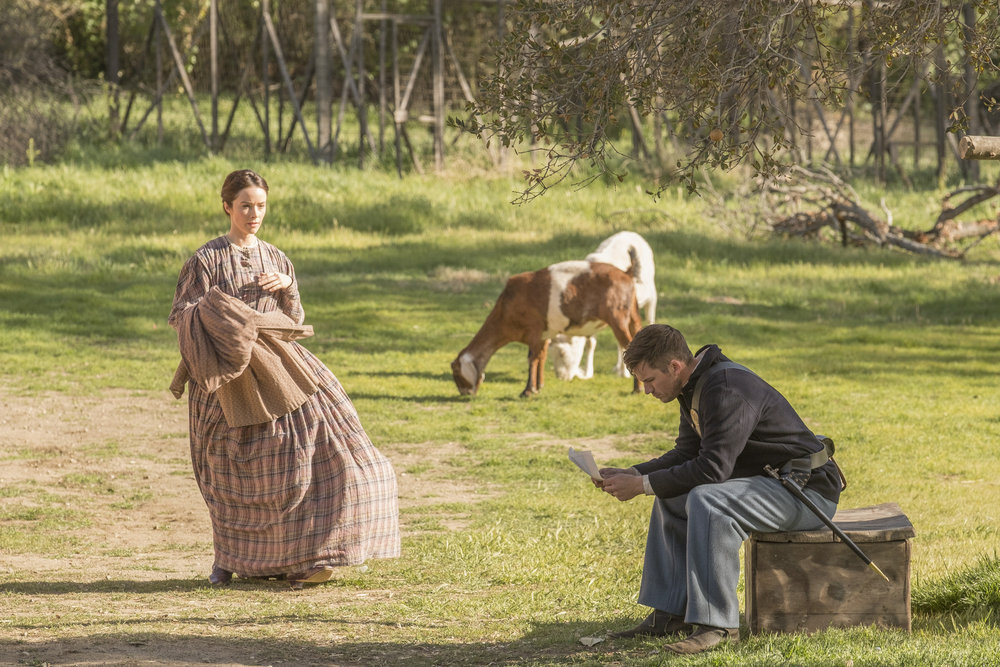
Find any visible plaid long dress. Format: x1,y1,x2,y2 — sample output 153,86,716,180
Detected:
169,236,400,577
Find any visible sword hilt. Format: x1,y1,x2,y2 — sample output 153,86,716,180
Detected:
766,463,892,584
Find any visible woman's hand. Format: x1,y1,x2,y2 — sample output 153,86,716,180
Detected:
258,272,292,293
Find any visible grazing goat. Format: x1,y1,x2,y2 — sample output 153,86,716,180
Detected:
550,333,596,380
550,231,656,381
451,258,641,397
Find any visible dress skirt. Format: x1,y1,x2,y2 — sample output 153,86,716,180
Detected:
186,342,400,576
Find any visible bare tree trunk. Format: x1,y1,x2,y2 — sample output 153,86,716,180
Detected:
378,0,388,157
934,6,948,184
432,0,445,171
354,0,367,168
912,62,921,168
800,33,813,164
155,21,163,143
105,0,121,138
261,0,272,157
847,6,855,167
877,59,888,182
210,0,218,152
961,2,980,180
315,0,332,163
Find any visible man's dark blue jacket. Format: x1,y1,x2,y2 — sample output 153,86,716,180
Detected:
633,344,843,503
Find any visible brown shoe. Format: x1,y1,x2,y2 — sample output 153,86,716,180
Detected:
609,609,693,639
663,625,739,654
287,566,334,589
209,566,233,585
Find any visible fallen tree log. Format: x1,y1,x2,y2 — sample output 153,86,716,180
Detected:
959,135,1000,161
763,166,1000,259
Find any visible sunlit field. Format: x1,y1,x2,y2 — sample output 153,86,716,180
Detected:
2,96,1000,664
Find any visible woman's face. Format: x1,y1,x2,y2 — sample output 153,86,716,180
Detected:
224,186,267,238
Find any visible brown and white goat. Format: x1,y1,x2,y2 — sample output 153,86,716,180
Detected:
451,258,641,397
551,231,657,381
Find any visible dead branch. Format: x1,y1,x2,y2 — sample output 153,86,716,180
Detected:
932,181,1000,232
763,166,1000,259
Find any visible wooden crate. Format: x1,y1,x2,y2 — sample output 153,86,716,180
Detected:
744,502,915,634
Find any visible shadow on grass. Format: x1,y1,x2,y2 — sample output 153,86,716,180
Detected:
0,578,319,595
5,223,1000,386
350,392,471,404
5,615,998,666
3,575,999,665
348,369,528,399
0,632,606,667
0,579,611,665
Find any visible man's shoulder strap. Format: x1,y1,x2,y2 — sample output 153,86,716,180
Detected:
688,361,755,437
690,361,754,414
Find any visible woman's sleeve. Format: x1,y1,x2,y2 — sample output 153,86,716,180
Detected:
168,254,212,330
276,254,305,324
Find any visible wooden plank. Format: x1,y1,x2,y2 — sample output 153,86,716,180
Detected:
262,5,317,163
154,0,210,151
442,30,475,104
752,502,915,543
399,29,431,111
118,16,157,134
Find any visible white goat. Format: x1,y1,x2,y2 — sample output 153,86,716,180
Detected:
550,231,656,380
451,258,641,397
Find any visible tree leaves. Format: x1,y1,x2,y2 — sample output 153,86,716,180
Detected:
467,0,1000,200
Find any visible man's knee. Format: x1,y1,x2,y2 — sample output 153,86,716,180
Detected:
684,482,752,531
685,483,726,516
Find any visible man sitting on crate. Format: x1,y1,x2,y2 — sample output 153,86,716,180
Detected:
596,324,844,654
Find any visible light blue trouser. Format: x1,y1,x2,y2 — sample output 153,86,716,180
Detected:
636,475,837,629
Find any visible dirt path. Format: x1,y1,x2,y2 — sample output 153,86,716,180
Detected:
0,388,209,579
0,387,493,666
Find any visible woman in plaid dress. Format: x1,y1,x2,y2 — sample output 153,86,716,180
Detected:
168,169,400,587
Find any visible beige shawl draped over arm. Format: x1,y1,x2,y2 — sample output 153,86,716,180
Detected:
170,286,320,427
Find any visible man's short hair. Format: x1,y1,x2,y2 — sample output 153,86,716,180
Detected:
623,324,694,373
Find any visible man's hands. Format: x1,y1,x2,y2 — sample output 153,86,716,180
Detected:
595,467,645,502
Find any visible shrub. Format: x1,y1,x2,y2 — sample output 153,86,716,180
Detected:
0,2,99,166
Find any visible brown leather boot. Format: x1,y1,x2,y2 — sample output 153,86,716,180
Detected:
287,566,334,589
209,566,233,585
663,625,739,654
609,609,693,638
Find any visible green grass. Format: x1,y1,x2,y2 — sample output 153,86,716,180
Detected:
3,126,1000,664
